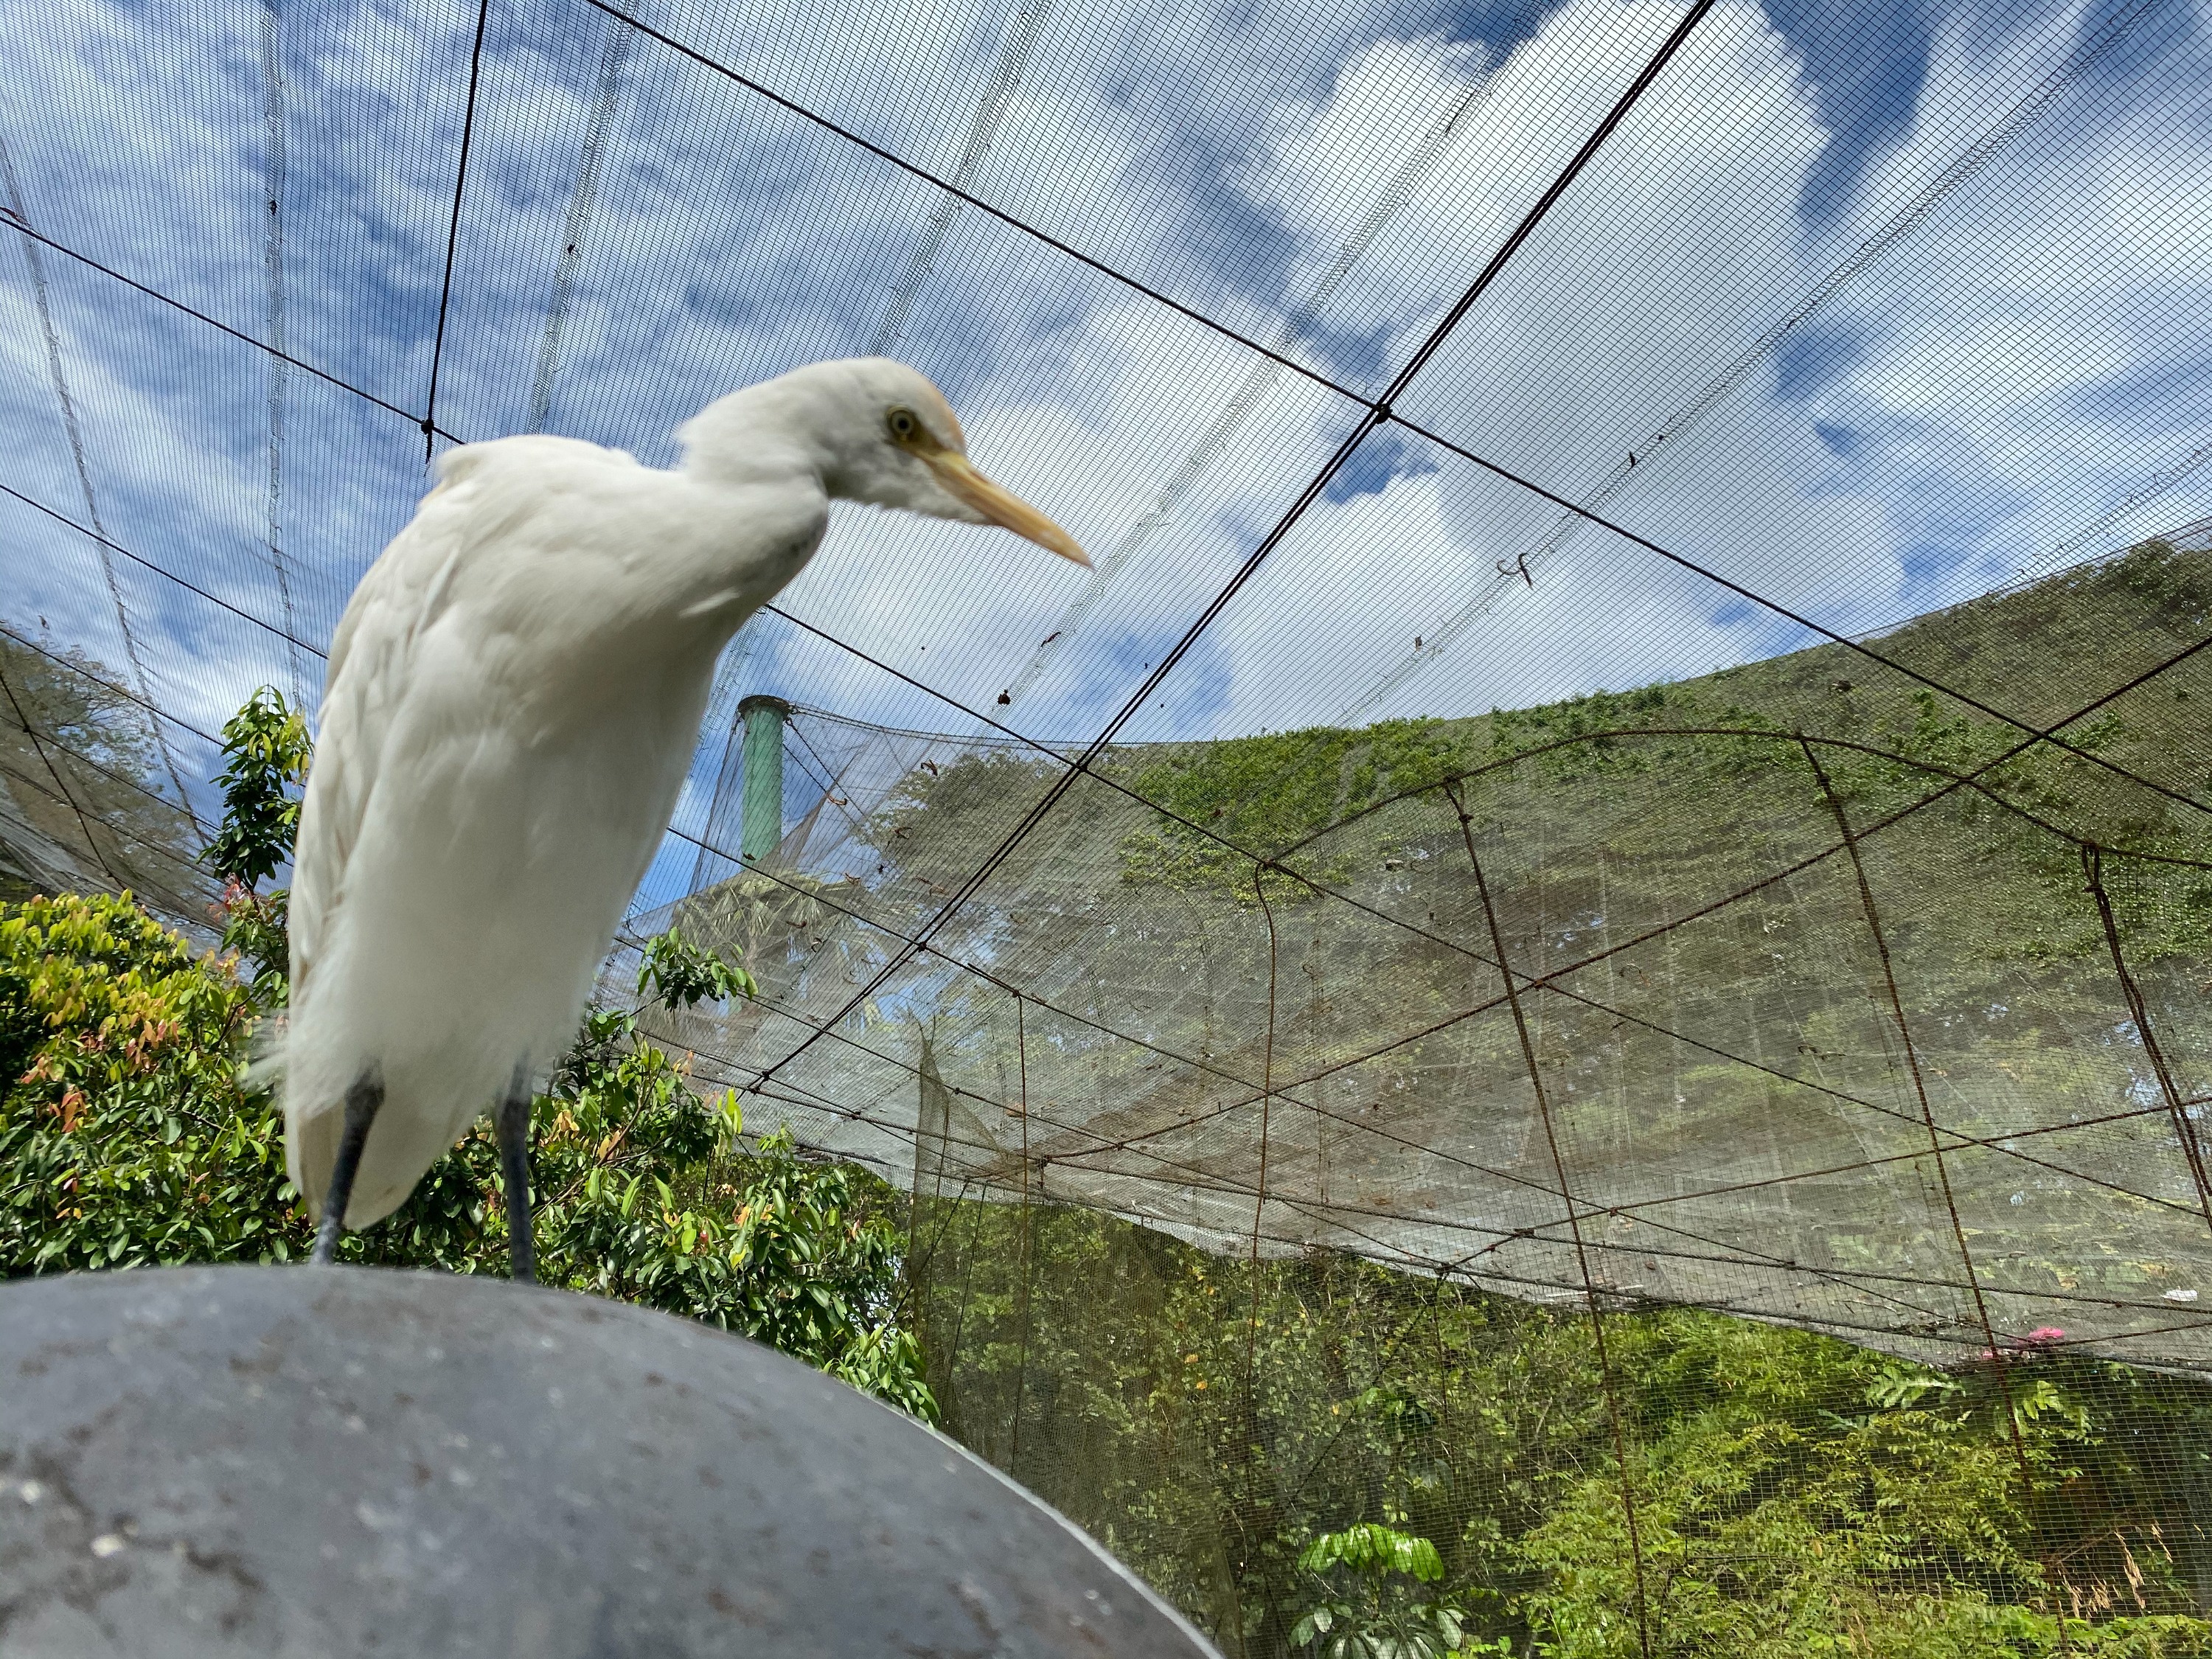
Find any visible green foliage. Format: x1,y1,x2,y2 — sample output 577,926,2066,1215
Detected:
1300,1524,1447,1582
1292,1523,1478,1659
202,688,310,889
199,686,311,1001
637,925,759,1008
0,691,933,1419
915,1204,2212,1659
1121,720,1468,896
0,891,299,1270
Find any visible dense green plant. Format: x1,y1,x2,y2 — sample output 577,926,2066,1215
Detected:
0,689,933,1416
201,686,311,1000
1291,1523,1496,1659
910,1199,2212,1659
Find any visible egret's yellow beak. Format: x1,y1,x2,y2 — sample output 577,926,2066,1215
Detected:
926,452,1091,568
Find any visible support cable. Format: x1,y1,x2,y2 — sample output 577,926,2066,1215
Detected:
1,484,330,665
420,0,495,462
751,0,1725,1091
1007,992,1034,1464
2081,844,2212,1234
1800,737,2067,1649
1447,779,1651,1659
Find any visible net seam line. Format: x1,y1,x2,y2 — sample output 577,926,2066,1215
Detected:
1448,776,1652,1658
255,0,307,706
0,744,206,886
1513,1098,2212,1230
1332,0,2171,722
1238,866,1279,1590
1245,873,1279,1374
420,0,495,462
746,0,1726,1091
575,0,1380,403
2081,842,2212,1233
1006,991,1034,1464
1801,735,2065,1646
1375,409,2212,818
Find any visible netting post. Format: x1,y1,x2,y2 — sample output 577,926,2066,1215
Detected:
737,695,790,866
1444,781,1652,1659
1800,739,2068,1652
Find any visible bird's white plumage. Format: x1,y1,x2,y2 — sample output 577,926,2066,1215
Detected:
285,359,1084,1228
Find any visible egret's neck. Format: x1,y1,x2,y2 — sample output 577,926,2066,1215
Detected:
681,377,846,486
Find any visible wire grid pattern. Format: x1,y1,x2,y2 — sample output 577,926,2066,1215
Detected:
7,0,2212,1638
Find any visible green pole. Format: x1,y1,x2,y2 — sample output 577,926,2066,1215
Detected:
737,695,789,866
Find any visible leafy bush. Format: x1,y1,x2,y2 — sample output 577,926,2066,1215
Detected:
0,689,933,1417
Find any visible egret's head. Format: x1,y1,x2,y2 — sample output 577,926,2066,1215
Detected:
682,358,1089,568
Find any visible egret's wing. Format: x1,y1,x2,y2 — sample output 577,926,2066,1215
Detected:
292,463,473,998
286,445,510,1214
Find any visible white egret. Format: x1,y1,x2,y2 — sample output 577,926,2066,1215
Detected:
290,358,1088,1278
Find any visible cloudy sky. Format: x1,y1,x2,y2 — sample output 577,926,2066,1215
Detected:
3,0,2209,904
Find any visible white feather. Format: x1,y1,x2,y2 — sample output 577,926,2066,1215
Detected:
285,358,1084,1230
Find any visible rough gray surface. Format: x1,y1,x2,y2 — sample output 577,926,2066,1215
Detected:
0,1266,1217,1657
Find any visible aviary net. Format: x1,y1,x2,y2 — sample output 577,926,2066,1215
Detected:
630,527,2212,1369
9,0,2212,1641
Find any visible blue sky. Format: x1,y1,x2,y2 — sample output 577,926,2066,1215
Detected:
4,0,2211,896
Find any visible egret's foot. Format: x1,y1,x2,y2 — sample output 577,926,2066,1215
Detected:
310,1074,383,1265
498,1087,536,1284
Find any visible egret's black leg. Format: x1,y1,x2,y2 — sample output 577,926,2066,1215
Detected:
310,1074,383,1265
498,1084,536,1284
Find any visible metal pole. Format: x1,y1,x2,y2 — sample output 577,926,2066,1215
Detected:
737,695,789,866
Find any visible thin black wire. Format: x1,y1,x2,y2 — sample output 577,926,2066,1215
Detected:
0,218,444,434
560,0,2212,821
1801,737,2067,1649
421,0,495,462
645,723,2212,1242
1,484,329,665
7,130,2205,830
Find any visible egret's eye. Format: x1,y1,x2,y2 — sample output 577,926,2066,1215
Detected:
886,407,922,443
